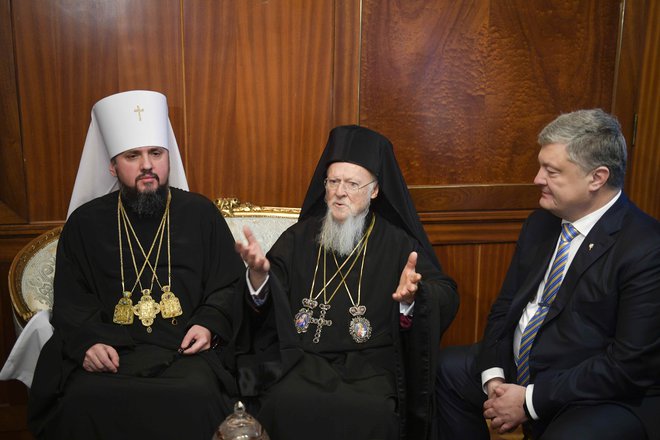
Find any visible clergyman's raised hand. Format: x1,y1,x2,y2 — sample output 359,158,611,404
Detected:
235,225,270,289
392,251,421,304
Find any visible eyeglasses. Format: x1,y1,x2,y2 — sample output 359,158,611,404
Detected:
323,178,377,194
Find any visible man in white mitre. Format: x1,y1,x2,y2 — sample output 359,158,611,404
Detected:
28,90,244,439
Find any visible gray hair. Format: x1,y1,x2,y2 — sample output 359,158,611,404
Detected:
538,109,627,188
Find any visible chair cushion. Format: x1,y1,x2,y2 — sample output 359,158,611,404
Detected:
20,240,57,314
225,216,298,255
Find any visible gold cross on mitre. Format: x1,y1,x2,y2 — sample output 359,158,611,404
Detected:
134,105,144,121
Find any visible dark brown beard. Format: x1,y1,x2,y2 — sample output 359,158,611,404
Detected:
120,182,168,218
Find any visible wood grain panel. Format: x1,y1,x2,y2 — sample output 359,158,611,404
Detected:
476,243,516,338
13,0,119,221
360,0,492,185
13,0,183,222
0,403,30,439
0,203,24,225
0,260,29,430
182,1,238,199
0,0,27,224
359,0,620,204
437,242,517,347
436,244,479,346
0,224,60,260
410,184,539,212
184,0,338,207
627,0,660,219
0,261,15,371
114,0,185,152
612,0,648,171
423,214,524,245
332,0,361,125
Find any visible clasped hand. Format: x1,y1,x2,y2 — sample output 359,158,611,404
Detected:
83,324,213,373
392,251,421,304
482,381,528,434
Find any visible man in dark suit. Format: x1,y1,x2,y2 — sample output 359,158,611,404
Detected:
436,109,660,439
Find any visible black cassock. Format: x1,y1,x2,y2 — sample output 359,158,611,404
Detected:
28,188,245,439
227,213,458,440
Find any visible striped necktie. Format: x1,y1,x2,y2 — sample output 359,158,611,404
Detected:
517,222,579,386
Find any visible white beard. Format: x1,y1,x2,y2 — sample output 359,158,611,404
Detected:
318,205,370,257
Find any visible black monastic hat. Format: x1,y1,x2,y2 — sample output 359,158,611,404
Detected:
300,125,440,269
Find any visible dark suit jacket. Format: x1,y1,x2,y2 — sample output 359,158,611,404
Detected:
477,193,660,437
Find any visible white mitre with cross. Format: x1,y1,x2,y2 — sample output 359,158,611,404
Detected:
67,90,189,218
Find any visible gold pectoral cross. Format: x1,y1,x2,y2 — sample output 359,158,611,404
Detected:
133,289,160,332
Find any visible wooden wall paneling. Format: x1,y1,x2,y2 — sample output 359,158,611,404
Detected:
423,211,525,245
360,0,491,185
436,242,517,347
0,259,29,438
185,0,339,208
627,0,660,219
436,244,479,346
331,0,361,126
114,0,185,155
475,242,516,338
359,0,621,213
612,0,647,173
0,259,17,386
183,1,238,200
410,185,540,213
0,0,28,224
488,0,620,122
0,401,30,439
13,0,118,222
12,0,183,222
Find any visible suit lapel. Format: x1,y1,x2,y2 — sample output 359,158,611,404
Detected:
545,195,628,322
506,221,560,326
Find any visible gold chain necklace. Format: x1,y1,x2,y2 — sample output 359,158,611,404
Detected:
121,198,167,294
120,193,182,324
113,195,162,327
112,190,183,332
113,193,167,332
293,215,375,343
332,234,372,343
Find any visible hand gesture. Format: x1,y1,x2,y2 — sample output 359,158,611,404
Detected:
392,251,422,304
179,324,212,354
483,383,527,434
83,343,120,373
235,225,270,289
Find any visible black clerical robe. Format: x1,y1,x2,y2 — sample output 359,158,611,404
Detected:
227,213,458,440
28,188,245,439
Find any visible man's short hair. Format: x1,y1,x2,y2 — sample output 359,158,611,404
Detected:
538,109,627,189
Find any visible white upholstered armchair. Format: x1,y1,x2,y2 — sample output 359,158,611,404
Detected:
215,197,299,255
8,226,62,333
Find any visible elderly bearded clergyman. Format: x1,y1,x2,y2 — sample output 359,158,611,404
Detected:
232,125,459,440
